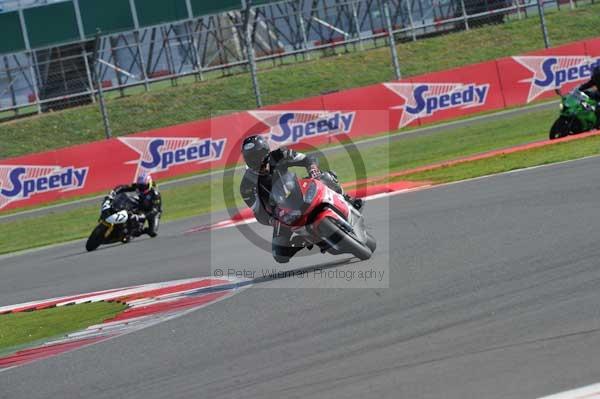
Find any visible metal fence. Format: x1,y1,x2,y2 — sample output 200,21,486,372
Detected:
0,0,594,129
0,0,62,12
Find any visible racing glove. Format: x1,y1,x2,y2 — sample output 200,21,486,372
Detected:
309,165,321,179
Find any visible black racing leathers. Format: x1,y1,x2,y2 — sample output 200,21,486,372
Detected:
240,147,318,226
579,74,600,103
240,147,319,263
579,75,600,125
113,183,162,237
579,73,600,95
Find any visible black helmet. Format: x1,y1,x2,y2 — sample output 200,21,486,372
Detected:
135,173,153,194
242,135,270,171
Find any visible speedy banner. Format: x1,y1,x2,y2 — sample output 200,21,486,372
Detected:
247,110,356,146
383,61,505,129
0,117,235,212
0,165,88,210
321,85,401,136
0,139,128,211
498,41,595,106
119,136,227,177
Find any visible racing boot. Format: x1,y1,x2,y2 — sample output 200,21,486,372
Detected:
290,235,313,251
143,212,159,237
142,227,158,238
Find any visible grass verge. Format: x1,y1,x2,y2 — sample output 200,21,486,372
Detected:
0,105,559,254
0,302,126,352
401,135,600,183
0,4,599,158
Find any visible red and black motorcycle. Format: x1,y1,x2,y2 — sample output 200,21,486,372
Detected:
269,170,376,260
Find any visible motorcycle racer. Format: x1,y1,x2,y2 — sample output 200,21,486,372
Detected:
579,65,600,100
578,65,600,123
239,135,362,263
107,173,162,240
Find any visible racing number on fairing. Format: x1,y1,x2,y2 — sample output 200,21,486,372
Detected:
114,213,126,223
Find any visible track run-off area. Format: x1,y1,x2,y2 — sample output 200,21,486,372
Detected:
2,155,600,398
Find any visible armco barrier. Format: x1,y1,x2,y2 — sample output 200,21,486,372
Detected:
0,38,598,213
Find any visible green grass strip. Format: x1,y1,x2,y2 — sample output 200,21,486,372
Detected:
402,135,600,184
0,302,127,352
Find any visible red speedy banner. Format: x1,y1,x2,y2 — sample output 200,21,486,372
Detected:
1,37,599,212
498,41,597,106
382,60,506,129
0,109,391,212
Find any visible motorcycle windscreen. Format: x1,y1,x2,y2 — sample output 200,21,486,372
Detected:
570,89,590,103
112,193,140,212
270,171,305,225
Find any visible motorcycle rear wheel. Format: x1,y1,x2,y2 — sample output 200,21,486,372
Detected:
86,224,107,252
319,217,372,260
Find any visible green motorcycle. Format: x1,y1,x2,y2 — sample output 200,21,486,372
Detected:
549,88,599,140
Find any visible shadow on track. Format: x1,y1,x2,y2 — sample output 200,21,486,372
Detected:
191,257,364,296
211,257,363,291
251,257,359,285
50,237,152,261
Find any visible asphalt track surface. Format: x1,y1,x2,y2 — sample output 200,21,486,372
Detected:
0,100,556,224
3,155,600,398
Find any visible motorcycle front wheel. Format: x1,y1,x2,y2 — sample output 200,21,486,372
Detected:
318,217,372,260
549,116,583,140
86,224,107,252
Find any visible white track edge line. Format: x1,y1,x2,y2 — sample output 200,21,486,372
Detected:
537,382,600,399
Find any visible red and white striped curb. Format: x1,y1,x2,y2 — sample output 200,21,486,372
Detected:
0,276,250,371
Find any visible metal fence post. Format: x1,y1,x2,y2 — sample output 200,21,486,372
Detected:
514,0,522,20
351,0,364,50
81,48,96,104
407,0,417,41
187,21,204,82
297,7,311,59
92,32,112,139
460,0,470,31
242,0,263,108
383,1,401,80
3,56,19,115
28,53,42,114
536,0,551,49
134,31,150,92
